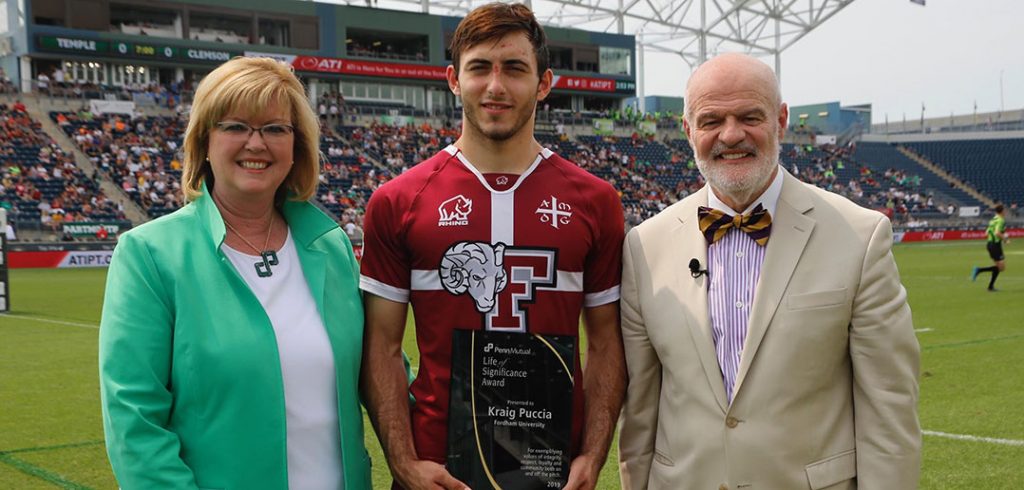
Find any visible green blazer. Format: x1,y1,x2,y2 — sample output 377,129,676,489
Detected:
99,187,371,490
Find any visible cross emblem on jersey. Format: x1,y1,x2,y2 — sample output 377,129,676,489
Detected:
536,196,572,229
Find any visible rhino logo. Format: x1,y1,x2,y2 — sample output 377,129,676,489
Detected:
438,195,473,226
439,241,508,312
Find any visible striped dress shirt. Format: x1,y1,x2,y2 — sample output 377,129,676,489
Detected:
706,167,784,403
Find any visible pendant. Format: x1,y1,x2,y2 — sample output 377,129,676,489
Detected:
254,250,279,278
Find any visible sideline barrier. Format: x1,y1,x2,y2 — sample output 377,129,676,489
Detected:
11,230,1015,268
8,242,116,269
7,241,364,268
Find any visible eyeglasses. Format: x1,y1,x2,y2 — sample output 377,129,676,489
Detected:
214,121,295,141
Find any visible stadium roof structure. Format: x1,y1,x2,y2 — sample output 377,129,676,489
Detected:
322,0,858,94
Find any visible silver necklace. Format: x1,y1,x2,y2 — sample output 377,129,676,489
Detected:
223,212,278,278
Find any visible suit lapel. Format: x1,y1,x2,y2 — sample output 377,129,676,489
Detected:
732,173,815,399
673,188,729,412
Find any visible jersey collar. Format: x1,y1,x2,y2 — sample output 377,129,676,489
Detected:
445,144,551,195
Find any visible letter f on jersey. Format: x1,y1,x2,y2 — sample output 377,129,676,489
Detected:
439,241,557,332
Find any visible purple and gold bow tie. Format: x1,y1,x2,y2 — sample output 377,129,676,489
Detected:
697,204,772,246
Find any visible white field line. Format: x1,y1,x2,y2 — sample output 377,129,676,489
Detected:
924,430,1024,447
897,242,982,248
0,313,99,329
911,275,1024,281
915,328,934,333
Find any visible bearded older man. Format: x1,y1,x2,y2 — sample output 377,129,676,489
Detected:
617,53,921,490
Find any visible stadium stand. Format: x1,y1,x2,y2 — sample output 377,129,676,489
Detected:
902,139,1024,208
568,134,697,222
854,142,983,213
37,101,971,236
0,104,126,232
318,132,379,221
53,111,186,218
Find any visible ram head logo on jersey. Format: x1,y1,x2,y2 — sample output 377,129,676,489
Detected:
439,241,507,312
438,195,473,226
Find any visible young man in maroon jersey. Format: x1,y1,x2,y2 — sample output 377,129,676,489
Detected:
359,3,626,489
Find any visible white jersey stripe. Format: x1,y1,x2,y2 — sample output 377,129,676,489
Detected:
584,285,621,307
539,271,583,292
410,269,441,290
410,269,585,293
359,275,410,303
492,192,515,245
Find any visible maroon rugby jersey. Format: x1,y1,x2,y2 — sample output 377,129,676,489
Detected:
359,145,624,464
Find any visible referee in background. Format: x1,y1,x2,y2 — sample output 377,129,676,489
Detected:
972,204,1010,291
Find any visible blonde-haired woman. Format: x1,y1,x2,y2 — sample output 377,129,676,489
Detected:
99,57,370,489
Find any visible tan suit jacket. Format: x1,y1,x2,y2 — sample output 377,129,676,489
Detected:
619,170,921,490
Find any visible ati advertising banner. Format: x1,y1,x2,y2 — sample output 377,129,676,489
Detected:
10,250,113,268
893,228,1024,243
292,56,447,80
289,55,635,94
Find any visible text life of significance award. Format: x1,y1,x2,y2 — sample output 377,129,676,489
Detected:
447,329,576,489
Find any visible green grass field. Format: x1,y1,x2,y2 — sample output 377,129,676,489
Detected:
1,241,1021,489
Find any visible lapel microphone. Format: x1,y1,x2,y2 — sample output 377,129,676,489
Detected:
689,258,709,278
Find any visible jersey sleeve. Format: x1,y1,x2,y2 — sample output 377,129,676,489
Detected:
359,186,412,303
583,182,625,307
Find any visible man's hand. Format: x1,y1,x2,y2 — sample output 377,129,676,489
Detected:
392,458,470,490
562,454,600,490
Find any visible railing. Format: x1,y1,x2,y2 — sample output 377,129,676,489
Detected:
838,122,866,147
15,81,194,109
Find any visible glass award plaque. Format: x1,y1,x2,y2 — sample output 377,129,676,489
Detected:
446,329,576,490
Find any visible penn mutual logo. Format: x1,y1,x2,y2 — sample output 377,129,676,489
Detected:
438,195,473,227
